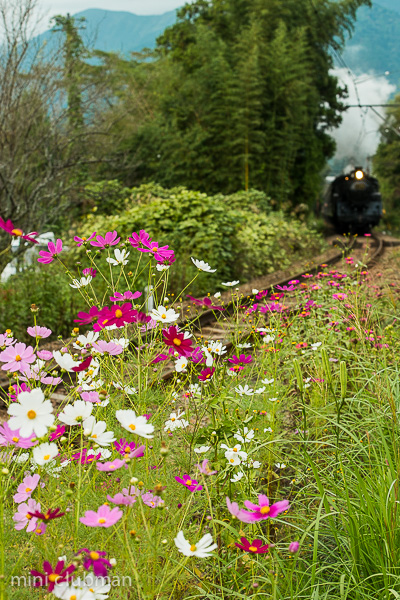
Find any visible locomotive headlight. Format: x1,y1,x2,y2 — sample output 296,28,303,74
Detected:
355,170,364,180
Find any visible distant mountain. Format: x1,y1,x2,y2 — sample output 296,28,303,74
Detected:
36,8,178,55
342,2,400,88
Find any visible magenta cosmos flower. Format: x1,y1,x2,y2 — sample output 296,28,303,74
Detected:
109,290,142,302
0,422,37,448
74,306,102,325
162,326,193,357
175,474,203,492
37,239,63,264
228,354,253,371
198,367,215,381
27,326,52,339
49,424,66,441
71,448,101,464
71,355,93,372
128,229,151,248
79,548,113,577
74,232,96,246
0,342,35,373
28,507,65,522
0,217,38,243
114,438,138,455
82,267,97,277
138,239,174,263
80,504,123,528
227,494,289,523
13,473,40,503
94,303,138,330
187,295,224,311
235,537,270,554
30,560,75,592
289,541,300,553
90,230,120,249
13,498,40,531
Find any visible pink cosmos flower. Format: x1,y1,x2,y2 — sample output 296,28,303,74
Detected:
235,537,270,554
138,239,174,263
13,474,41,503
92,340,124,355
198,367,215,381
186,295,224,311
109,291,142,302
162,326,193,357
27,326,52,339
0,333,14,348
175,474,203,492
0,422,37,448
40,374,62,385
49,425,66,441
74,306,102,325
80,391,101,403
226,497,240,518
8,382,30,402
82,267,97,277
195,459,217,475
126,444,146,459
107,486,140,506
142,492,165,508
74,232,96,246
90,231,120,249
94,303,138,330
96,459,126,472
37,239,63,264
13,498,40,531
37,350,53,361
289,541,300,553
114,438,137,455
30,560,75,591
80,504,123,527
79,548,113,577
0,342,35,372
233,494,290,523
228,354,252,371
128,229,151,249
0,217,38,243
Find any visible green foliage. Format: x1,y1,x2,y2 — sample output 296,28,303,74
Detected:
81,179,132,215
77,183,324,294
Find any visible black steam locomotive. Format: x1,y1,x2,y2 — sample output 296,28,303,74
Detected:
321,167,383,233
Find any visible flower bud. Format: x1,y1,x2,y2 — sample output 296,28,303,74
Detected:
130,477,138,484
1,468,9,475
30,304,39,313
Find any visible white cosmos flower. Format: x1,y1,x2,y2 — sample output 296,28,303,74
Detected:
264,427,273,433
151,305,179,323
269,397,278,402
230,472,244,483
82,416,115,446
156,263,170,271
190,257,217,273
234,384,254,396
275,463,286,469
208,340,227,355
221,280,240,287
252,289,259,294
263,335,275,344
69,276,93,289
311,342,322,350
201,346,214,367
32,442,58,466
234,427,255,443
254,386,266,394
59,400,93,425
194,446,210,454
188,383,201,397
221,443,248,465
112,338,130,349
106,248,130,266
214,292,221,298
164,410,189,432
175,356,188,372
174,531,217,558
7,388,54,438
112,382,137,395
81,378,104,391
237,343,252,349
53,581,95,600
252,461,262,469
116,409,154,439
53,351,80,372
261,378,274,385
73,331,99,350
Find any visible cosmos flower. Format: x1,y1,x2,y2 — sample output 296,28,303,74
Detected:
80,504,123,528
94,303,138,330
0,217,38,243
116,410,154,439
7,388,54,438
0,342,36,373
138,240,174,262
162,326,193,357
0,421,37,448
190,257,217,273
53,351,80,372
90,231,120,249
82,416,115,446
175,474,203,492
79,548,113,577
37,239,63,264
13,498,41,531
82,267,97,277
151,306,179,324
28,507,65,522
235,537,270,554
109,290,142,302
106,248,130,266
234,384,254,396
92,340,124,355
32,442,58,466
198,367,215,382
27,326,52,339
187,295,224,310
107,486,140,506
74,306,102,326
69,276,93,289
128,229,151,248
174,531,217,558
96,459,125,472
228,494,290,523
221,280,240,287
195,459,217,475
13,474,41,503
59,400,93,425
74,232,96,246
30,560,75,592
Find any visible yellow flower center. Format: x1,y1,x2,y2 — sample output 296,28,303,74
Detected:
190,544,197,552
161,314,166,319
92,434,97,438
98,518,106,524
12,436,19,442
186,480,192,486
124,447,131,453
90,551,100,560
110,465,116,469
129,424,136,431
43,454,50,460
70,595,77,600
171,418,176,422
233,447,238,452
25,487,32,492
27,410,36,419
230,459,235,463
48,573,61,583
260,506,270,515
173,338,182,346
82,237,87,241
15,355,22,362
26,514,32,520
249,546,258,552
11,229,23,236
115,309,123,318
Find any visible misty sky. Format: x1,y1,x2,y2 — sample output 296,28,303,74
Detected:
40,0,188,16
